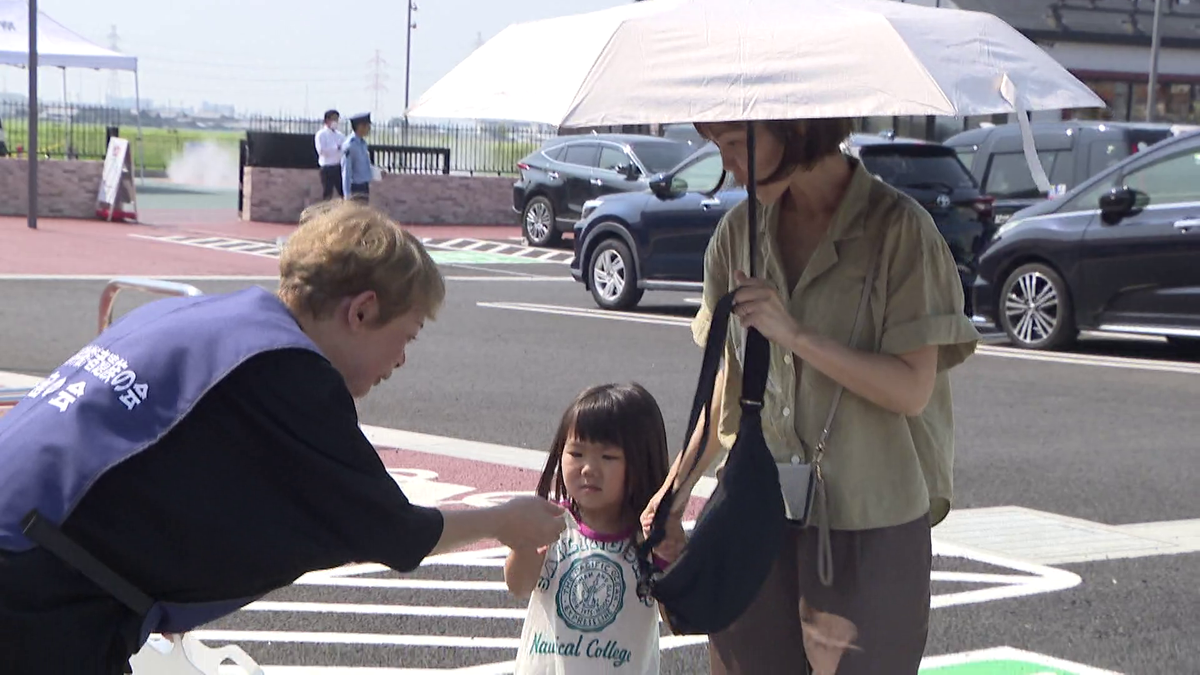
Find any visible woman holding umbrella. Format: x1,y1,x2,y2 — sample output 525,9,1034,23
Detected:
642,117,980,674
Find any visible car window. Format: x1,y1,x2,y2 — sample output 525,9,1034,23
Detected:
1062,176,1115,213
598,146,631,173
562,143,599,168
1124,148,1200,206
670,152,725,193
954,149,976,174
542,144,566,162
629,141,692,174
1088,141,1128,177
982,150,1068,199
858,148,976,191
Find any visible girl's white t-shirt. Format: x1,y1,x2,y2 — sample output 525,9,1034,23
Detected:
513,512,660,674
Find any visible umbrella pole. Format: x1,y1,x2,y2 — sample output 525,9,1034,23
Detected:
745,121,757,279
26,0,38,230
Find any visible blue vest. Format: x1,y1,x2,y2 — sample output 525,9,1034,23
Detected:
0,286,324,636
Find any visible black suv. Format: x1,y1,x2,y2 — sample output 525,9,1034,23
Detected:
973,130,1200,350
571,134,994,312
512,134,694,246
944,121,1191,225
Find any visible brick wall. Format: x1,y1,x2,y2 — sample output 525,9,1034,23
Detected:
242,167,516,226
0,159,106,219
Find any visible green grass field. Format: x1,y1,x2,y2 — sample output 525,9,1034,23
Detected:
0,121,240,173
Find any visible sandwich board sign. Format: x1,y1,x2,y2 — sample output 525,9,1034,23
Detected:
96,137,138,222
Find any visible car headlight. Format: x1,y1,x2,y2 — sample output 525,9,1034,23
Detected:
994,217,1024,238
581,199,603,221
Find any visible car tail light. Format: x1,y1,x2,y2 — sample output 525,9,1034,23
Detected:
516,162,531,172
971,196,995,222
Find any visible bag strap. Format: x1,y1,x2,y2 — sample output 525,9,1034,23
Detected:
635,289,736,597
811,223,887,468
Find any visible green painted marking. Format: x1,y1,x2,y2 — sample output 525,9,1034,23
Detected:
429,250,543,265
919,648,1119,675
922,659,1075,674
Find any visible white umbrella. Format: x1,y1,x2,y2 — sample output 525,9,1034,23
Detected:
406,0,1106,192
408,0,1102,125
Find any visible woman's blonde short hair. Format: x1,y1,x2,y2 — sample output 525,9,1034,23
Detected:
278,200,446,325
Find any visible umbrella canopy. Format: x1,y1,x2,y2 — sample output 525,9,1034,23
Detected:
406,0,1104,128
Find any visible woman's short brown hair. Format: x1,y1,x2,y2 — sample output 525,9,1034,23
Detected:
278,200,446,325
696,117,857,185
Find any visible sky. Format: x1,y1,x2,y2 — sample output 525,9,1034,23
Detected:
0,0,632,117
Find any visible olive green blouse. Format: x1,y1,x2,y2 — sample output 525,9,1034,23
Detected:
691,159,981,530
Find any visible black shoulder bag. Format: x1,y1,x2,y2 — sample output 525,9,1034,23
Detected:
633,123,788,636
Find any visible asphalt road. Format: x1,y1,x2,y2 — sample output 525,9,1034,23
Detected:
2,254,1198,674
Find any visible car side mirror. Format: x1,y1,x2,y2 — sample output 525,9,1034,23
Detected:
1098,186,1146,225
616,162,640,180
649,173,675,199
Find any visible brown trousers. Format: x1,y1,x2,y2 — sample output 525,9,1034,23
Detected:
708,514,932,675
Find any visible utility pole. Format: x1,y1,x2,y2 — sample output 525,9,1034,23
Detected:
367,49,390,116
106,25,122,105
404,1,417,111
1146,0,1164,122
27,0,38,229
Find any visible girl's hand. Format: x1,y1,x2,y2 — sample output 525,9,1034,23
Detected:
732,271,802,348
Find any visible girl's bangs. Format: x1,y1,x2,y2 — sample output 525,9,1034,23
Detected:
567,395,630,451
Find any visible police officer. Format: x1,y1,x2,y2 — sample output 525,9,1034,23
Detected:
342,112,374,201
0,201,566,674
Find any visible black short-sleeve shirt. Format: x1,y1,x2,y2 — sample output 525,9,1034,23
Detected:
0,349,444,674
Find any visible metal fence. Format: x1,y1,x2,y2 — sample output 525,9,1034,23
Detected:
247,115,557,176
0,101,121,161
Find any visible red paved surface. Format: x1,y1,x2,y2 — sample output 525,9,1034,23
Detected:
0,214,522,276
0,217,280,276
377,446,708,521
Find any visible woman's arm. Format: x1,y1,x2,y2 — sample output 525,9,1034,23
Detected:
790,331,937,417
504,545,549,598
732,271,938,417
429,496,564,557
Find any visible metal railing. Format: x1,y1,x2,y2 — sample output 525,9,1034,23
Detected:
0,278,202,414
369,144,451,175
98,278,204,334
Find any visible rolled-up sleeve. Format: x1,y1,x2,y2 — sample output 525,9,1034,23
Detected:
879,206,980,371
691,213,734,347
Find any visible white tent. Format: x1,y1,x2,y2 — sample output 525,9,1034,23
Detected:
0,1,143,178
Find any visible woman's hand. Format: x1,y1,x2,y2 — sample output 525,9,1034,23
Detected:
732,271,802,348
653,516,688,565
641,480,687,538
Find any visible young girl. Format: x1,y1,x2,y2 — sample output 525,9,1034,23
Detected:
506,383,682,675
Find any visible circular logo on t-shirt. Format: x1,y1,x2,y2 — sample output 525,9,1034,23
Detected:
556,553,626,632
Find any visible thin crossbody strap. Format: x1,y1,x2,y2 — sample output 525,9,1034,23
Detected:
812,223,887,463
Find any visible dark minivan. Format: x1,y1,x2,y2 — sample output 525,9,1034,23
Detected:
973,129,1200,351
944,121,1189,225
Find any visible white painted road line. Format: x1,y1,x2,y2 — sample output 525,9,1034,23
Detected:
244,601,526,619
478,301,693,328
936,506,1200,565
478,301,1200,375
